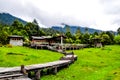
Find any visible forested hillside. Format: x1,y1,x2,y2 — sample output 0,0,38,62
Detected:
0,13,27,25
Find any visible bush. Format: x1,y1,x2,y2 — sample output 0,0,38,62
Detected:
0,43,3,47
114,35,120,44
23,42,30,47
6,44,12,48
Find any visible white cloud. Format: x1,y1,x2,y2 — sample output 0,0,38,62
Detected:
0,0,120,31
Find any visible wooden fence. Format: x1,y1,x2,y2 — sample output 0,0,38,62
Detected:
0,53,77,80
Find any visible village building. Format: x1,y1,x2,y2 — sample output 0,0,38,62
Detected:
30,36,53,47
93,38,102,48
30,35,66,49
8,35,23,46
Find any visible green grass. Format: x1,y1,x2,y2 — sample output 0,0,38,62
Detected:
42,45,120,80
0,46,63,67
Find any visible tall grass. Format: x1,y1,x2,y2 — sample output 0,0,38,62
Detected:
0,46,63,67
42,45,120,80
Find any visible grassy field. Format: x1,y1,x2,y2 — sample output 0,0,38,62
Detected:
0,46,63,67
42,45,120,80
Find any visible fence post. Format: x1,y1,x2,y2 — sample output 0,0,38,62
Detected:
35,70,41,80
21,65,27,75
52,67,57,75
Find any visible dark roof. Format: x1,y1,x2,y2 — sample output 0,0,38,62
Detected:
8,35,23,38
31,35,66,40
31,36,52,40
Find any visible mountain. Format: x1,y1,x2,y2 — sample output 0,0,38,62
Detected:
52,26,102,34
0,12,116,34
0,13,27,25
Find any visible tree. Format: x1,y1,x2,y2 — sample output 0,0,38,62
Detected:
93,31,98,36
65,25,72,38
11,20,24,31
65,38,73,43
85,27,88,33
24,22,39,37
101,34,111,45
65,32,72,38
0,31,8,44
117,27,120,35
32,19,40,36
38,29,46,36
75,27,82,39
82,32,90,44
106,31,114,44
114,35,120,44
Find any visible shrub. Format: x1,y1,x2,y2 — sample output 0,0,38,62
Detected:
23,42,30,47
0,43,3,47
6,44,12,48
114,35,120,44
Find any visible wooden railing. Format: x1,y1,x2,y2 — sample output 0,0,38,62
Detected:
0,53,77,80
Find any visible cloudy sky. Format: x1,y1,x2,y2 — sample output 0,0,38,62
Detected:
0,0,120,31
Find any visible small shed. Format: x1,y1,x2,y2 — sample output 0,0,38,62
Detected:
30,36,53,47
93,38,102,48
8,35,23,46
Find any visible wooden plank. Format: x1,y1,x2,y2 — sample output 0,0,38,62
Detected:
0,67,20,73
13,78,32,80
0,73,23,79
0,60,71,73
26,60,71,70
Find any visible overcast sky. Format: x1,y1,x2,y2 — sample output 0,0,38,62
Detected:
0,0,120,31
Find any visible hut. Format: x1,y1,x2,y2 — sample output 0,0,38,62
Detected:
30,35,66,49
30,36,53,48
93,38,102,48
8,35,23,46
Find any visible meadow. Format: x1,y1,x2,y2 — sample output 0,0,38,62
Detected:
0,45,120,80
0,46,63,67
42,45,120,80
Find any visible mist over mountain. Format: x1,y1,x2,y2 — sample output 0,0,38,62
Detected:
0,12,116,34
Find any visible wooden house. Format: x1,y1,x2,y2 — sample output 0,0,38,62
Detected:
30,35,66,48
8,35,23,46
30,36,53,47
93,38,102,48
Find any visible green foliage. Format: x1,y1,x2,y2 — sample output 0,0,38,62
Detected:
75,27,82,39
65,38,73,43
5,44,12,48
106,31,114,44
0,13,27,25
93,31,98,36
41,28,60,36
101,34,111,45
11,20,24,30
0,19,118,45
0,25,9,44
117,27,120,35
75,39,81,44
38,29,46,36
24,22,38,37
65,24,71,33
114,35,120,44
65,32,72,38
82,32,90,44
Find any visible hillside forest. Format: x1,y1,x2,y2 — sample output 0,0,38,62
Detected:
0,19,120,46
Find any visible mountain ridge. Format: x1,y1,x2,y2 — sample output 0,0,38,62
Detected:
0,12,117,34
52,26,102,34
0,12,27,25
